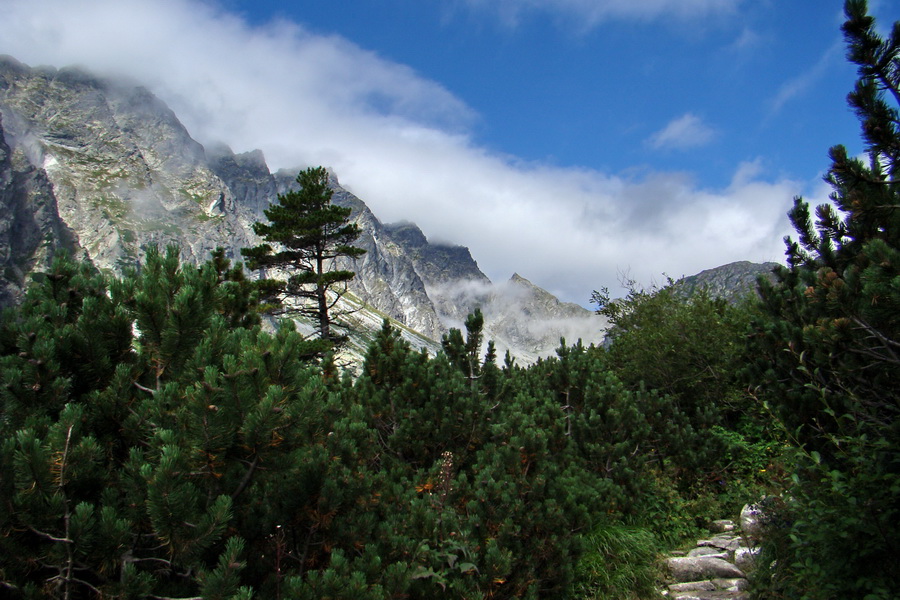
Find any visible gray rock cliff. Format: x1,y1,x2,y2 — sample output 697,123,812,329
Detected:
0,110,80,306
674,260,779,302
0,55,603,361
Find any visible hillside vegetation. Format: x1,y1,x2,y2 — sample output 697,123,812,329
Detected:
0,245,770,600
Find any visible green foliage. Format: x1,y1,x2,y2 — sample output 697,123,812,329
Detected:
592,278,777,526
209,246,263,330
746,2,900,598
0,237,795,598
241,166,365,344
345,320,602,599
0,247,330,598
5,7,897,598
5,248,694,599
594,280,755,427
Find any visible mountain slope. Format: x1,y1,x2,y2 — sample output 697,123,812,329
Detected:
674,260,779,302
0,110,80,306
0,55,603,361
485,273,605,363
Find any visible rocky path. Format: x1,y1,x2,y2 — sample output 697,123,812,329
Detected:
661,507,761,600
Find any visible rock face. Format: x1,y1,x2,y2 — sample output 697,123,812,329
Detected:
385,222,606,361
0,55,255,274
0,110,80,306
0,55,603,361
674,260,779,302
482,274,605,363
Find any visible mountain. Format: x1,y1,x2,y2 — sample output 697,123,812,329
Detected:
482,273,603,363
674,260,779,302
0,103,79,307
0,55,604,362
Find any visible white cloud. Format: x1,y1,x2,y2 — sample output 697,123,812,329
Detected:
770,41,843,115
455,0,742,28
0,0,805,307
647,113,717,150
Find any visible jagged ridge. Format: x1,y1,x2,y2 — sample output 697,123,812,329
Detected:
0,55,604,363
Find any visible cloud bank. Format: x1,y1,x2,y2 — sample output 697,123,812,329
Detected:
0,0,810,306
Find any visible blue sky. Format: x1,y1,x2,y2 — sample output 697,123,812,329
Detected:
2,0,897,305
230,0,862,187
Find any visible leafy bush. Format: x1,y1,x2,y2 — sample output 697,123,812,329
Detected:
2,251,643,599
592,278,778,524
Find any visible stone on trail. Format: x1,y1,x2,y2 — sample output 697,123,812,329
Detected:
710,578,748,592
669,592,749,600
687,546,728,559
697,535,742,552
669,580,718,592
740,502,765,539
709,519,736,533
734,546,759,571
666,556,745,582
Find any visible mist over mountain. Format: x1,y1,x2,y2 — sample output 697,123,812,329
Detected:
0,55,606,362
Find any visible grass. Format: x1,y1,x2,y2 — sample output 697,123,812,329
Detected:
574,524,663,600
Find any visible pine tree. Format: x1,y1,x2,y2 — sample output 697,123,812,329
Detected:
241,167,365,344
747,2,900,597
0,248,333,598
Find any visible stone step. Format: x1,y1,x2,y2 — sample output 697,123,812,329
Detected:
709,519,736,533
660,513,759,600
669,577,748,595
666,556,745,582
668,592,749,600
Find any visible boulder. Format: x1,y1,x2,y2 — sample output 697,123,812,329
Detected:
698,534,740,547
667,556,745,582
669,591,749,600
687,547,728,559
669,580,717,592
669,578,748,593
740,502,765,539
697,535,742,555
711,578,748,592
734,546,759,572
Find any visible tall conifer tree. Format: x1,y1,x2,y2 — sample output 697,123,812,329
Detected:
748,2,900,597
242,167,365,344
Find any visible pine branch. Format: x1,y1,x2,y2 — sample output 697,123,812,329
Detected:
230,453,261,501
134,381,157,395
852,316,900,363
26,525,73,544
873,62,900,106
46,575,101,598
123,554,173,567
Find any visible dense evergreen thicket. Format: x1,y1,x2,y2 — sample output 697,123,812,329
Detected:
0,244,767,599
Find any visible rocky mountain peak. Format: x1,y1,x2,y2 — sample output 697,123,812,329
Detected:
0,55,606,363
674,260,779,301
